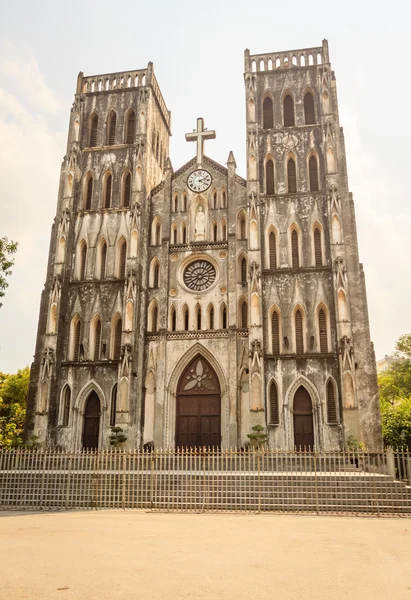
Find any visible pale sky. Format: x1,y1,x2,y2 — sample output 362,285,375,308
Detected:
0,0,409,373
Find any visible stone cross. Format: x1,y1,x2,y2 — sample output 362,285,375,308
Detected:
185,117,216,165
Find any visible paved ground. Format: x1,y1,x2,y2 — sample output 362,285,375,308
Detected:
1,511,410,600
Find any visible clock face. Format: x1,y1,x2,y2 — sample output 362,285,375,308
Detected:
187,170,212,193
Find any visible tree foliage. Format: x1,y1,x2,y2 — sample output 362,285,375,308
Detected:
379,334,411,448
0,237,18,307
0,367,30,447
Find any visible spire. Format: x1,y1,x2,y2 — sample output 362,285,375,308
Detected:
227,151,236,167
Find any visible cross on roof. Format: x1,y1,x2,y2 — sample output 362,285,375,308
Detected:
185,118,216,166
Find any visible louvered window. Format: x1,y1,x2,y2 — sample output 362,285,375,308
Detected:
104,175,112,209
319,308,328,353
171,307,176,331
269,382,279,425
110,384,117,427
113,318,122,360
62,386,71,427
327,380,337,423
263,97,273,129
197,307,201,330
126,111,136,144
184,308,189,331
269,232,277,269
119,242,127,279
287,158,297,193
94,319,101,360
241,258,247,284
241,301,248,328
85,176,93,210
107,112,116,146
266,160,275,195
74,320,81,361
271,311,280,355
153,263,159,288
80,244,87,279
90,115,98,147
295,310,303,354
283,95,295,127
291,230,299,268
123,173,131,207
222,306,227,329
304,92,315,125
314,228,322,267
309,155,319,192
152,306,158,332
100,243,107,279
209,307,214,330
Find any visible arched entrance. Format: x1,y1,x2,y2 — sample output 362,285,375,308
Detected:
82,391,101,449
293,386,314,449
176,355,221,448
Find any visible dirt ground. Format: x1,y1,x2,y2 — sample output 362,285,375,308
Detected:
1,511,410,600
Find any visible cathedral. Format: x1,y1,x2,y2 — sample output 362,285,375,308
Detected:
25,40,382,451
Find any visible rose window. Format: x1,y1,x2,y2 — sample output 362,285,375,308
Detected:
183,260,216,292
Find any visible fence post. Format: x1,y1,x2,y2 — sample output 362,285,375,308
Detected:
150,451,155,510
122,451,126,510
65,453,72,510
386,448,396,479
406,452,411,486
257,449,261,514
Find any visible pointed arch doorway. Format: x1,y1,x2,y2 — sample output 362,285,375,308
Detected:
293,386,314,449
176,355,221,448
82,391,101,449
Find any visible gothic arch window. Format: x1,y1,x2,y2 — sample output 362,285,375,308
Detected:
208,304,214,330
107,110,116,146
238,211,247,240
77,240,87,280
172,194,178,213
196,304,202,330
182,304,189,331
240,298,248,328
318,307,328,353
313,225,323,267
283,94,295,127
151,217,162,246
263,96,274,129
309,154,319,192
268,230,277,269
91,315,102,360
287,157,297,193
89,113,98,147
304,92,315,124
112,314,122,360
221,303,227,329
171,223,178,245
269,380,279,425
84,173,93,210
169,305,176,331
110,383,117,427
182,193,188,212
69,316,82,361
290,227,300,269
239,254,248,285
294,308,304,354
125,109,136,144
151,302,158,332
327,379,338,423
122,171,132,207
150,258,160,288
97,240,107,279
212,189,217,209
212,221,218,242
61,384,71,427
266,158,275,195
103,172,112,209
116,238,127,279
221,189,227,208
271,308,280,355
220,219,227,241
181,222,187,244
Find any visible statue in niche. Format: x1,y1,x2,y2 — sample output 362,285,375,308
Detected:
195,206,205,240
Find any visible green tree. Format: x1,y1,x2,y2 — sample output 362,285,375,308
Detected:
0,367,30,447
0,237,18,307
380,397,411,449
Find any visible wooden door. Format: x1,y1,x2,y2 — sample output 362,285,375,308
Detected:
176,356,221,448
83,391,101,449
293,386,314,449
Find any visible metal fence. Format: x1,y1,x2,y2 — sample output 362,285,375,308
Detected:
1,448,410,516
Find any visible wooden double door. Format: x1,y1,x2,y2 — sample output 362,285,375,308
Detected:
176,356,221,448
82,391,101,449
293,386,314,449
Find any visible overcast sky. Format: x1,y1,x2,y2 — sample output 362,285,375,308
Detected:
0,0,409,373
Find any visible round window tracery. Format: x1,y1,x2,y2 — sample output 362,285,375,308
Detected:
183,260,216,292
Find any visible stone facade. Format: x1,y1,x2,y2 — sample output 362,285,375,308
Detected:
25,40,382,450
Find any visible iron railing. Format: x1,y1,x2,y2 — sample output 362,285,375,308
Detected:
0,448,410,515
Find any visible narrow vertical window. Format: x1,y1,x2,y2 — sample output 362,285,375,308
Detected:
291,230,299,268
240,215,246,239
222,190,227,208
213,223,217,241
287,158,297,193
85,175,93,210
222,305,227,329
295,310,303,354
94,318,102,360
171,306,176,331
110,384,117,427
107,112,116,145
269,231,277,269
213,191,217,209
183,194,187,212
74,319,81,361
263,97,273,129
269,381,279,425
100,242,107,279
271,311,279,355
182,223,187,244
327,380,337,423
173,195,178,212
222,222,227,240
283,95,295,127
104,174,112,209
304,92,315,124
209,306,214,330
172,226,177,244
241,301,248,328
314,228,322,266
123,172,132,207
153,262,159,288
119,241,127,279
113,318,122,359
62,386,71,426
80,243,87,279
196,306,201,330
184,307,189,331
126,110,136,144
266,159,275,195
319,308,328,353
309,155,319,192
89,114,98,147
241,257,247,284
152,305,158,331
